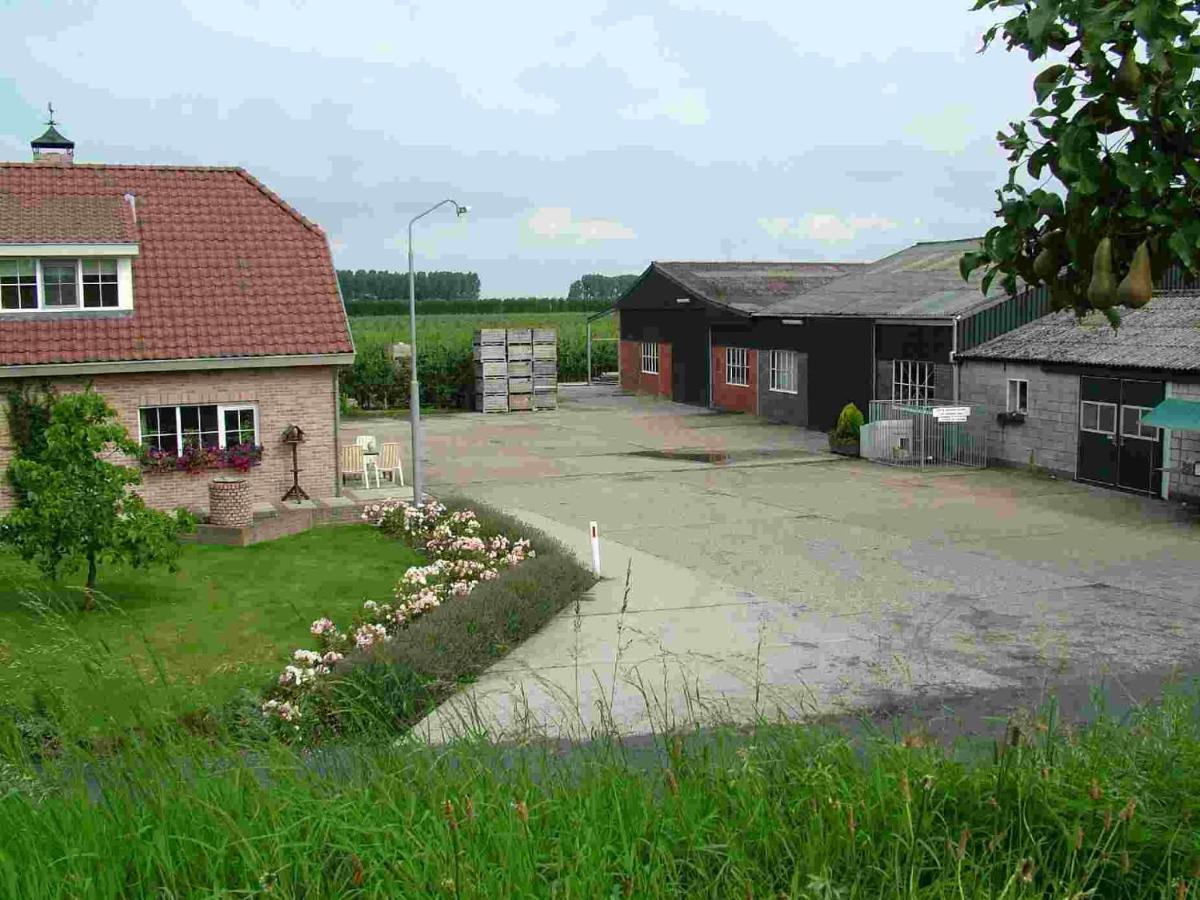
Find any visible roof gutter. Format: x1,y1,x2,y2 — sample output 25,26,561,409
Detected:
0,352,356,379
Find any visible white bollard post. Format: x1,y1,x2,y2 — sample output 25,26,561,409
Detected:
589,521,601,575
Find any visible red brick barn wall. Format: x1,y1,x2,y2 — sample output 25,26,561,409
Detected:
618,340,672,398
711,346,758,413
0,365,339,514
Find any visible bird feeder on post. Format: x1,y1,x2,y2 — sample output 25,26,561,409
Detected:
281,424,309,502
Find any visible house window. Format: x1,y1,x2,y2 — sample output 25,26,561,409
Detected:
1080,400,1117,434
0,259,38,310
640,342,659,375
1120,405,1160,441
0,258,123,312
82,259,119,308
892,359,934,404
769,349,798,394
138,404,259,455
726,347,749,386
1007,378,1028,414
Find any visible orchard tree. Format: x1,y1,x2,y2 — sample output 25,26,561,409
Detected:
0,388,194,609
962,0,1200,326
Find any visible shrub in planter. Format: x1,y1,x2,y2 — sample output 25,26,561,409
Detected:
828,402,864,455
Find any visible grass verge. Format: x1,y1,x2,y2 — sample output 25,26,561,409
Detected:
1,683,1197,898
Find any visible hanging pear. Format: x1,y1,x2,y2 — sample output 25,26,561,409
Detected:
1033,247,1059,281
1115,240,1153,308
1087,237,1116,310
1114,51,1142,100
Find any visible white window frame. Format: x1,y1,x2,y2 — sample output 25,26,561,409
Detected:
640,341,659,375
892,359,934,404
1120,404,1160,441
0,255,132,313
1080,400,1117,435
1006,378,1029,414
769,349,798,394
726,347,749,386
138,403,259,455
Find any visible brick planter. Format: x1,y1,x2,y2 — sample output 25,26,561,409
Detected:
208,477,253,527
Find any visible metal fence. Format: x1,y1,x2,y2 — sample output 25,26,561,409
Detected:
862,400,989,469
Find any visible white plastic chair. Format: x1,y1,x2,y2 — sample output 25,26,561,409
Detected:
378,442,405,487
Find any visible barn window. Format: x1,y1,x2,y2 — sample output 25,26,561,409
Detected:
726,347,749,386
892,359,934,403
1006,378,1028,414
1080,400,1116,435
640,342,659,375
769,349,797,394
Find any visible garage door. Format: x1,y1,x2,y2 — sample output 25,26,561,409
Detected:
1077,376,1164,495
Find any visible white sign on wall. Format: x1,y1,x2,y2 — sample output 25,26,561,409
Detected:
931,406,971,423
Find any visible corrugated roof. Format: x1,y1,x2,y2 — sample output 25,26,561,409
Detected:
654,260,862,313
957,292,1200,373
759,238,1018,318
0,162,353,365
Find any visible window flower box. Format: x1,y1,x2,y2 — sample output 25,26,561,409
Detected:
141,443,264,475
997,411,1026,426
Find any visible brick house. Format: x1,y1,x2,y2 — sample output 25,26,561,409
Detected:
957,292,1200,504
0,122,354,514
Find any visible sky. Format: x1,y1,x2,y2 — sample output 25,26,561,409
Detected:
1,0,1040,297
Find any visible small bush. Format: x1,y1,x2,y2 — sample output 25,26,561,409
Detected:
832,402,864,441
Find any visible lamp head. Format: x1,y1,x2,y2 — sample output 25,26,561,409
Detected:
456,204,470,217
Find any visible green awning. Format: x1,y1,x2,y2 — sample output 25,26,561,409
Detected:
1143,398,1200,431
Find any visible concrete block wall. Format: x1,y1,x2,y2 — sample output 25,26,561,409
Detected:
618,340,672,398
958,360,1080,477
711,345,758,414
757,351,808,426
0,365,339,513
1168,381,1200,502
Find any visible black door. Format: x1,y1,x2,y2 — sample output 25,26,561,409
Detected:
671,313,708,406
1077,376,1164,494
1078,376,1120,485
1116,379,1164,494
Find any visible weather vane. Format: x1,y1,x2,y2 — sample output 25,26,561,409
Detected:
46,102,56,126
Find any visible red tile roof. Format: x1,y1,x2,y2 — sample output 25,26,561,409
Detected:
0,193,139,244
0,163,354,366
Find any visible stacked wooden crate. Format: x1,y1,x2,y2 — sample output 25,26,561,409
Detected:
506,328,533,411
532,328,558,410
472,327,557,413
473,329,508,412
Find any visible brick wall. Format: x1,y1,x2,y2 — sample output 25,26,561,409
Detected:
618,340,672,397
1168,381,1200,502
711,345,758,414
959,360,1079,477
0,365,339,513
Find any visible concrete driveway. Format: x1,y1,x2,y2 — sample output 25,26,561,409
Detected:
342,386,1200,742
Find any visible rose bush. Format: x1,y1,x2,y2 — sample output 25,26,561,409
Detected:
260,498,534,731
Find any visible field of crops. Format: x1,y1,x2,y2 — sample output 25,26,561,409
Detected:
343,312,619,410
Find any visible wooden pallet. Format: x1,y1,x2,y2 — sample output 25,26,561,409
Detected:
508,376,532,394
533,360,557,376
533,328,556,344
533,344,557,360
533,374,557,390
508,392,532,411
532,390,557,410
507,360,532,377
506,328,533,344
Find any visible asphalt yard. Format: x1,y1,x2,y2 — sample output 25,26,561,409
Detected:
342,385,1200,741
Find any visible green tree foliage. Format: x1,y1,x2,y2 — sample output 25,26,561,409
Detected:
346,297,612,316
0,389,194,608
963,0,1200,326
566,273,639,302
833,403,865,442
336,270,481,301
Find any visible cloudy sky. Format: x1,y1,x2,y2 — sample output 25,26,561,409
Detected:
1,0,1038,296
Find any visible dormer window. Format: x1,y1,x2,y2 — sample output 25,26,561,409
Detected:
0,256,129,312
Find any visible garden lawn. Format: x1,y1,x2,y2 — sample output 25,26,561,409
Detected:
0,526,422,734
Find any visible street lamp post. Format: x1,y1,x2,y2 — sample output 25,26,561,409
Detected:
408,199,469,503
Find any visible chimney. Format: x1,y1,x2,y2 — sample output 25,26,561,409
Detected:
31,103,74,165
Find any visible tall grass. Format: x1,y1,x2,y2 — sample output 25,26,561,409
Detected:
2,684,1197,898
